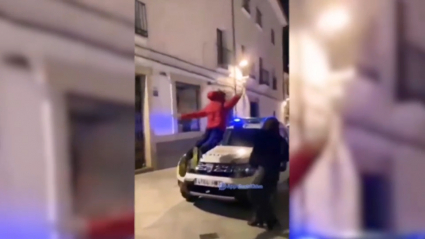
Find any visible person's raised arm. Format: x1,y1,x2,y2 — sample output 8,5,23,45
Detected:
223,93,242,110
179,107,208,120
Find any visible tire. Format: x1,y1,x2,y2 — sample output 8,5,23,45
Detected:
180,183,198,202
180,189,197,202
235,191,251,206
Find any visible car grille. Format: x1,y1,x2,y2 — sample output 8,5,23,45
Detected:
189,185,236,197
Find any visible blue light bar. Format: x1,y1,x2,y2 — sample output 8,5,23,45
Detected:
233,118,241,122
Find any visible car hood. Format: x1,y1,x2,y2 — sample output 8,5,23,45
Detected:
200,146,253,164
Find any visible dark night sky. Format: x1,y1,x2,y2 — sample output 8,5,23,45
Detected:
281,0,289,73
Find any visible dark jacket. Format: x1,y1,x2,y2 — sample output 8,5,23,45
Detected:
179,91,241,131
249,131,289,187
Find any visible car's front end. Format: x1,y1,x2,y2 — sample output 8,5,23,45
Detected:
177,117,289,203
178,146,257,202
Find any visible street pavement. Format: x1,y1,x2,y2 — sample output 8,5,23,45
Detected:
135,168,289,239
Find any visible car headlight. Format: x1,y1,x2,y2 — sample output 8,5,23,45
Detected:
233,164,256,177
178,155,188,177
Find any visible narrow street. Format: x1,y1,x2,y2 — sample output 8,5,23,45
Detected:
135,169,289,239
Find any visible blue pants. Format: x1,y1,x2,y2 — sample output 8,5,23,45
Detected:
185,128,224,159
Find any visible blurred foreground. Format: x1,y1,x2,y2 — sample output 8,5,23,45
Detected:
0,0,134,238
290,0,425,237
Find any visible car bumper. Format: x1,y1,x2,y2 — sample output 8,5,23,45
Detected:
178,173,255,201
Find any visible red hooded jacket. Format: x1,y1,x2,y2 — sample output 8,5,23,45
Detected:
180,91,242,131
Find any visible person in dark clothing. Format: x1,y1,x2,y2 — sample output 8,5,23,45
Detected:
247,117,289,230
178,90,242,166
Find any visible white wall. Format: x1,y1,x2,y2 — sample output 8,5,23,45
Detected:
0,65,54,238
234,0,284,99
46,59,134,105
139,0,285,100
149,71,175,136
141,0,232,70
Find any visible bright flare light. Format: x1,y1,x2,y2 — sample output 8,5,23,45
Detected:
236,148,248,157
301,33,329,87
239,59,248,68
316,6,350,34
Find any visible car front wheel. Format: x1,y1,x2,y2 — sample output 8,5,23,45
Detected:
179,182,198,202
235,191,251,206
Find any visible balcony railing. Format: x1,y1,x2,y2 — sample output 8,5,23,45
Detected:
217,45,231,69
135,1,148,37
259,69,270,85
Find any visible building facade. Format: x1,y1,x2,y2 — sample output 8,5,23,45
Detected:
135,0,288,171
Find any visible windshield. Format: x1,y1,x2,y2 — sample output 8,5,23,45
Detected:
221,128,260,147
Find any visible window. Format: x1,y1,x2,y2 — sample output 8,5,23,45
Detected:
176,82,201,132
256,8,262,27
272,70,277,90
396,0,425,104
135,1,148,37
241,45,245,55
250,101,259,117
259,57,270,85
242,0,251,14
217,29,229,68
271,29,275,45
260,69,270,85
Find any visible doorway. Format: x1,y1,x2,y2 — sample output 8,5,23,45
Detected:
67,93,134,217
135,75,146,170
250,101,259,117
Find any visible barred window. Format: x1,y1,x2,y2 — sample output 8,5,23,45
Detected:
135,1,148,37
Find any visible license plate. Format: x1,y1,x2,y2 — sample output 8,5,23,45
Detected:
194,178,221,187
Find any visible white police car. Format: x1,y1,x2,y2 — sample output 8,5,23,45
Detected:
176,117,289,203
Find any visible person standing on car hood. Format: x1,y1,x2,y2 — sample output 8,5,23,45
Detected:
178,89,243,164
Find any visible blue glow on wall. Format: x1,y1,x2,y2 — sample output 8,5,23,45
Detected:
149,113,174,136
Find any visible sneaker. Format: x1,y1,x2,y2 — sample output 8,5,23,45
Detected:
190,147,200,169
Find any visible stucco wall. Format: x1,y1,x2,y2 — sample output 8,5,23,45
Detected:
138,0,285,100
141,0,232,70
